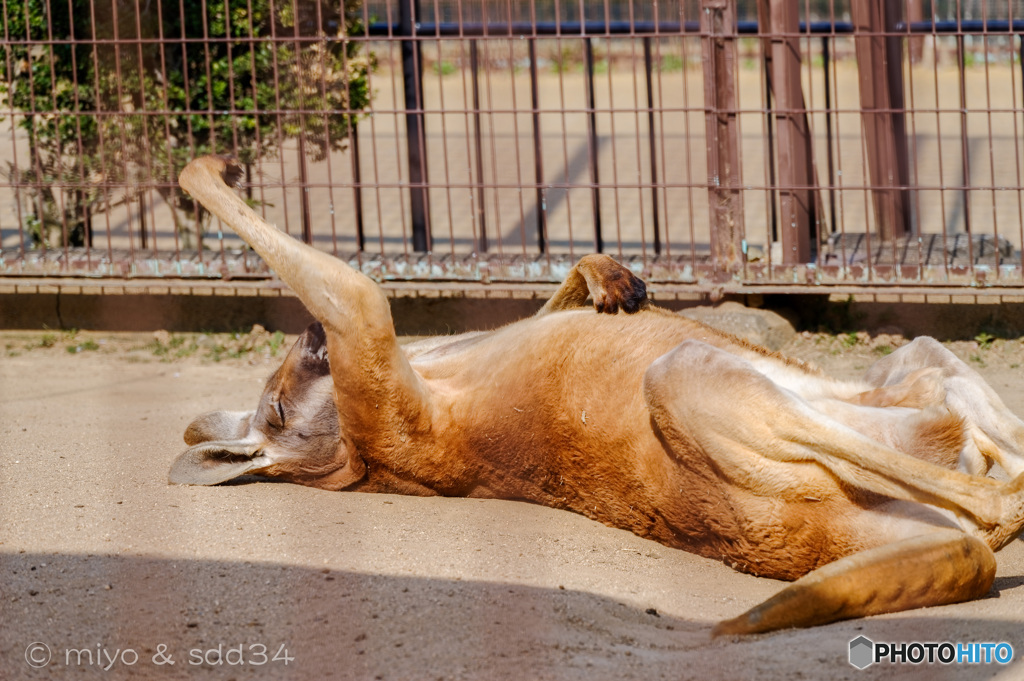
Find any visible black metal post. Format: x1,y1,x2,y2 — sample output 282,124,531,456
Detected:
529,39,546,253
399,0,430,251
957,33,972,237
643,37,660,255
139,193,147,249
350,122,365,251
583,37,602,252
470,40,487,252
822,36,837,233
763,46,778,243
297,133,313,244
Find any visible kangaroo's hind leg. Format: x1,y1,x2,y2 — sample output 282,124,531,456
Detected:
644,340,1024,551
643,341,1009,632
865,336,1024,478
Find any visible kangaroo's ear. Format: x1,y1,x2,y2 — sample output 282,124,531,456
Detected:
169,441,272,486
184,410,253,446
296,322,330,377
217,156,245,187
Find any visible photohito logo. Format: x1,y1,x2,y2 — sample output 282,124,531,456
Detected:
849,636,1014,669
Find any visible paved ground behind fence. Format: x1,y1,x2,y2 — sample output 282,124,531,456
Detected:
2,60,1022,264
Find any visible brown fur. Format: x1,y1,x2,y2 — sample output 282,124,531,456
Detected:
171,155,1024,635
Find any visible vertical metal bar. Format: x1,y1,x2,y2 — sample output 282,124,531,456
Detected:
21,0,46,257
584,37,602,253
822,36,837,234
2,0,26,256
153,0,181,259
980,1,1000,273
851,0,910,241
364,1,392,254
701,0,744,274
600,0,624,257
41,0,71,260
900,7,923,276
529,38,546,253
351,124,366,251
761,23,778,244
643,36,661,255
138,195,148,250
382,2,411,255
297,136,313,244
453,1,481,257
826,0,851,267
956,33,973,242
65,0,92,255
400,0,430,252
625,1,648,263
90,0,115,257
336,0,364,254
754,6,776,267
469,39,487,252
430,1,457,259
554,1,578,259
502,1,529,256
110,0,141,257
1015,33,1024,272
200,0,225,263
482,33,506,257
311,0,339,256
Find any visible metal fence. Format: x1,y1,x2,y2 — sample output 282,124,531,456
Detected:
1,0,1024,295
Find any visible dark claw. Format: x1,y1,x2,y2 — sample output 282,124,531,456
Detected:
623,277,648,314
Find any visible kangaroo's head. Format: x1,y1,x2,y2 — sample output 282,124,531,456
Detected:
169,322,359,489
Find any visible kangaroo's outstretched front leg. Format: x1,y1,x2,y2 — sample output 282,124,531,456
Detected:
714,531,995,635
538,254,648,316
178,157,429,470
644,340,1024,549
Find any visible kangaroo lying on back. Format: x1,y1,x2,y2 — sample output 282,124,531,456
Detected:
171,156,1024,635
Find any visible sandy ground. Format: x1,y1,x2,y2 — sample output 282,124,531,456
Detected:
4,329,1024,680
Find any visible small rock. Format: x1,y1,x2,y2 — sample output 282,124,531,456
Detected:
679,301,797,350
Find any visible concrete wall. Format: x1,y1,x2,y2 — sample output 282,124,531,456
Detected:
4,289,1024,340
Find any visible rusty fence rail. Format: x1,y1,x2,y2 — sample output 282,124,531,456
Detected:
1,0,1023,297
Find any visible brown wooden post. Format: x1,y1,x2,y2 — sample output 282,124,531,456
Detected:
852,0,910,241
757,0,815,264
701,0,744,274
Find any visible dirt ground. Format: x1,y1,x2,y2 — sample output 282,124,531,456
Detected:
3,326,1024,680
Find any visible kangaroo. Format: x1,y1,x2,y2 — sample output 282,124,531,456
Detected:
171,155,1024,635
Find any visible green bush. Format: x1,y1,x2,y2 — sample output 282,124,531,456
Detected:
0,0,374,248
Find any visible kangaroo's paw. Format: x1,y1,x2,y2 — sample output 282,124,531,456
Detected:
586,256,648,314
539,254,649,316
